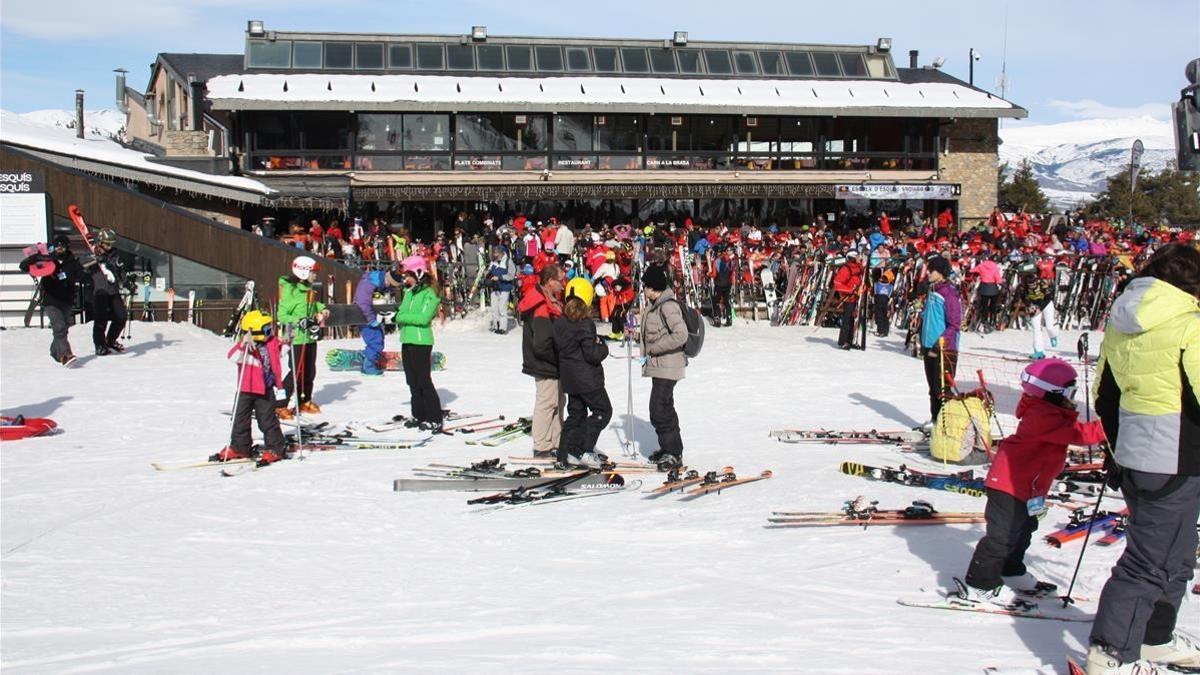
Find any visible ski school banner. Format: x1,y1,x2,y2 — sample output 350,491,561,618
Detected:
834,184,960,201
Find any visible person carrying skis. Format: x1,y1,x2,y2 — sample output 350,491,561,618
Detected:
1086,243,1200,675
20,235,84,366
353,268,396,376
872,268,894,338
920,255,962,422
553,278,612,469
1015,263,1059,359
277,256,328,419
395,255,444,432
87,228,128,355
834,250,864,349
485,246,516,334
640,264,688,469
213,310,288,465
519,264,566,458
956,358,1105,608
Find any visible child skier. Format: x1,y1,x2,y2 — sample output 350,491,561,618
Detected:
955,357,1106,607
553,277,612,469
212,310,288,465
873,268,894,337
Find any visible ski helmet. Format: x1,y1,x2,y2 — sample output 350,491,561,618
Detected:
565,277,595,307
96,229,117,247
240,310,272,340
291,256,317,281
401,255,427,278
1020,357,1078,400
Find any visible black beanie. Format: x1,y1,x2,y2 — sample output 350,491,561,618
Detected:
642,264,669,291
53,234,71,248
927,255,952,278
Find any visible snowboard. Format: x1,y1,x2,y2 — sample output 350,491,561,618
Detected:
325,349,445,372
0,416,59,441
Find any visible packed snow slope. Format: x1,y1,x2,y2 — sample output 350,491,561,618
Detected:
1,319,1185,673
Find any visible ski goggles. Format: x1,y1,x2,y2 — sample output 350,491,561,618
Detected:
1021,372,1077,400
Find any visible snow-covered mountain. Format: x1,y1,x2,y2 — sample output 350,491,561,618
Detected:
998,115,1175,209
13,108,126,141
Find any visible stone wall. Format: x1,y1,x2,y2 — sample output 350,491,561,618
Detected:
163,130,211,156
939,117,999,229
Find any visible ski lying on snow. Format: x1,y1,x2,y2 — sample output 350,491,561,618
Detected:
839,461,987,498
153,458,255,471
769,428,926,443
394,471,591,492
508,455,659,470
644,467,733,497
896,594,1091,623
476,478,642,512
681,470,773,498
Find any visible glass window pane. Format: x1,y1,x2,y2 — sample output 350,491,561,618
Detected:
357,113,403,151
506,45,532,71
759,51,784,76
839,53,867,77
325,43,352,69
676,49,702,74
650,49,677,73
733,51,759,74
703,50,733,75
693,116,734,151
565,47,591,71
554,114,593,151
594,114,640,151
298,112,350,149
294,42,322,68
447,44,474,70
593,47,618,72
535,46,563,71
389,44,412,69
403,114,450,151
456,113,510,151
621,48,649,73
647,115,689,151
356,43,384,69
477,44,504,70
784,52,814,76
813,52,842,77
248,40,292,68
416,44,445,70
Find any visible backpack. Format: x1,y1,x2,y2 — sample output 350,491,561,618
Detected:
657,297,705,358
930,394,993,466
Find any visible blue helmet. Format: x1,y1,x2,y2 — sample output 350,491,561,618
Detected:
523,263,534,275
369,270,386,288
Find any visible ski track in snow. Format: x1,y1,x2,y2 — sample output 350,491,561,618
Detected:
1,320,1187,673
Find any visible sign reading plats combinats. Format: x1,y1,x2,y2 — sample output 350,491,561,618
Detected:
0,170,48,246
835,183,960,200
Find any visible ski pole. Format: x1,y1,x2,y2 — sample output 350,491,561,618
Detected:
1062,333,1101,608
224,341,251,464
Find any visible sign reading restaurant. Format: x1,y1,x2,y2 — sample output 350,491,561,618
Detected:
834,183,961,200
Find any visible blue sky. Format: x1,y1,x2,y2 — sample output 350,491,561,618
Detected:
1,0,1195,124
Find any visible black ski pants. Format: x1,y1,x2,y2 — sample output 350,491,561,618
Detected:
1090,471,1200,662
558,387,613,464
230,392,287,453
965,489,1038,590
649,377,683,459
713,285,732,326
283,342,318,405
402,343,443,424
91,291,126,348
924,346,958,420
837,295,857,347
873,293,890,337
610,302,627,336
978,291,1000,329
45,301,74,362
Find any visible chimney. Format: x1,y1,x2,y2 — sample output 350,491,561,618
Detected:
188,74,204,132
74,89,85,139
909,50,919,68
114,68,129,114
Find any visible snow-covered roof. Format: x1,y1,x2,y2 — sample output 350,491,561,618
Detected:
207,73,1026,118
0,111,276,203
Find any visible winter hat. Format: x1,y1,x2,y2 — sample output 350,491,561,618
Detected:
291,255,317,281
926,255,952,278
52,234,70,249
642,264,669,291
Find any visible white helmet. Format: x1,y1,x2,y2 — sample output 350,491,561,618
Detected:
291,256,317,281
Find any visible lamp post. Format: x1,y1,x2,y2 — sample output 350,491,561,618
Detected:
969,48,980,86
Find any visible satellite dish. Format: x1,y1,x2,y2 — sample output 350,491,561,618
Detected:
1186,58,1200,86
932,56,945,69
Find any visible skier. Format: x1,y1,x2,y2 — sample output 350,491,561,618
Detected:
395,255,444,432
872,268,894,337
712,248,734,327
553,278,612,469
1087,243,1200,674
519,264,566,458
485,246,516,334
1016,264,1059,359
212,310,288,465
640,264,688,469
955,358,1105,607
971,255,1004,331
87,229,128,355
20,235,84,366
834,250,864,349
278,256,328,419
554,219,575,264
353,268,395,376
920,255,962,422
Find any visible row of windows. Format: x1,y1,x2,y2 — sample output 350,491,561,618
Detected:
246,40,875,78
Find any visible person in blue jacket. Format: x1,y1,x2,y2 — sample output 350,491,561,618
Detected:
486,247,516,334
353,268,396,375
920,255,962,421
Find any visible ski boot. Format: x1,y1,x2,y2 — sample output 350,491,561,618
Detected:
570,451,609,469
1003,572,1058,597
1139,633,1200,670
209,446,251,462
60,354,78,367
107,341,126,353
276,407,295,420
1050,336,1059,348
951,578,1033,610
95,345,112,356
418,420,444,434
254,447,285,467
300,401,321,415
654,454,682,471
1085,644,1170,674
1031,351,1046,360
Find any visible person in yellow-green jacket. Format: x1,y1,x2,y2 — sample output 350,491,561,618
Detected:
278,256,328,419
395,255,443,432
1086,243,1200,674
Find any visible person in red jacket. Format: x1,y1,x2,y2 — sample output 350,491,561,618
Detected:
956,358,1106,608
833,250,865,349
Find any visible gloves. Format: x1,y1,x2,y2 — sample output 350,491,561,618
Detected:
369,318,382,328
637,356,649,366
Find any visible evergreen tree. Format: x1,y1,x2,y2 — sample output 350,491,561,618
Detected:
1083,167,1200,225
998,160,1050,213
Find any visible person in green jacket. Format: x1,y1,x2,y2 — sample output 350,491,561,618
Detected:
278,256,328,418
395,255,443,431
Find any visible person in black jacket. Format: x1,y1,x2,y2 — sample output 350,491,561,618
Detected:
20,235,84,366
518,264,566,458
88,229,128,355
553,277,612,469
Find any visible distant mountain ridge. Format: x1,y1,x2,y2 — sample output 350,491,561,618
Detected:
15,108,127,141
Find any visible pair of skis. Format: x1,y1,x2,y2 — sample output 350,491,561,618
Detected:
839,461,987,498
1043,508,1128,548
467,470,639,511
769,428,927,445
466,419,532,446
767,497,984,528
643,467,774,498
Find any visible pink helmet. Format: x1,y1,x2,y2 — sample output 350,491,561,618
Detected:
401,255,427,276
1020,357,1078,400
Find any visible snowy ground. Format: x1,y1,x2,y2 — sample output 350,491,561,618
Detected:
1,317,1186,674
